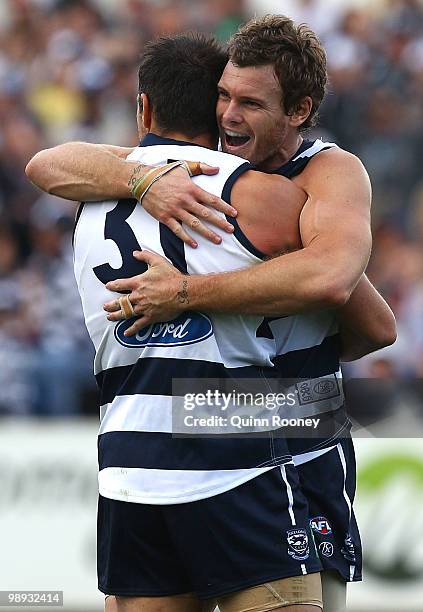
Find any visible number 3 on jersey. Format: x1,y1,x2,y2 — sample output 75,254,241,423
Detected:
93,199,147,285
92,198,187,285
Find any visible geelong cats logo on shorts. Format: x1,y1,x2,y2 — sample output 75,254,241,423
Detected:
115,312,213,348
286,529,310,561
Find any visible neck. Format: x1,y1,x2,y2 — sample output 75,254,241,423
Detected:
147,126,217,149
259,133,304,172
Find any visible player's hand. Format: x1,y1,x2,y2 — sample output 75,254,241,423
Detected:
103,250,187,336
142,164,238,248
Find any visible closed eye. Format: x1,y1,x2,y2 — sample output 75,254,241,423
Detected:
243,99,261,108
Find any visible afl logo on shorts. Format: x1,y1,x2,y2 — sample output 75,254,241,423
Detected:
115,312,213,348
286,528,310,561
310,516,332,535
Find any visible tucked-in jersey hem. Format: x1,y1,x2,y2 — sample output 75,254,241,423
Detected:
98,465,280,505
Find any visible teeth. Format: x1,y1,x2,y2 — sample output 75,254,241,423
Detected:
225,130,249,138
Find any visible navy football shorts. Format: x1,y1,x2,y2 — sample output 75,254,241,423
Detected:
294,435,362,582
97,463,322,599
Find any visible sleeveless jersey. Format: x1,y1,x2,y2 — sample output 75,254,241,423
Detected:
73,133,345,505
273,138,350,460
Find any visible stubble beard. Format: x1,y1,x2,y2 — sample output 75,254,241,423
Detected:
221,125,288,170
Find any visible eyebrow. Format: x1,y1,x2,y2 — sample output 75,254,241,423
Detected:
218,86,265,105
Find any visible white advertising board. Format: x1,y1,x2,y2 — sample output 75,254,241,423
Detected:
0,419,102,611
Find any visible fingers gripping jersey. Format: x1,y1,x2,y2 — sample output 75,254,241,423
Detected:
73,134,344,504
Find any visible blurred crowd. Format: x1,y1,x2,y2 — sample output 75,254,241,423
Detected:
0,0,422,416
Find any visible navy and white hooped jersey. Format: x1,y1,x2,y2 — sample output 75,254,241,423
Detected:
271,138,350,462
73,133,345,505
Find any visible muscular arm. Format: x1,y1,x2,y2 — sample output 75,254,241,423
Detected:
231,171,304,257
180,149,372,315
234,171,395,357
25,142,137,201
106,150,371,320
25,141,236,246
27,143,380,350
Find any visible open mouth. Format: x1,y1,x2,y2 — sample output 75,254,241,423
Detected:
224,130,251,148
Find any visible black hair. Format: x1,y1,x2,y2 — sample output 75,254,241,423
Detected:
138,33,228,139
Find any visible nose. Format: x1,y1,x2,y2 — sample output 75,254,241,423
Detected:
222,100,243,125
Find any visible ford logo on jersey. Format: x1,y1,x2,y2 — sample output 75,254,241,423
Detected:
114,312,213,348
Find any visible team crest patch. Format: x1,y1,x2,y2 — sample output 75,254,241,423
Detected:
341,533,356,562
114,312,213,348
310,516,332,535
287,528,310,561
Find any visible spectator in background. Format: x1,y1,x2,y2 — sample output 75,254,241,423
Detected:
287,0,344,38
27,194,96,416
0,224,39,414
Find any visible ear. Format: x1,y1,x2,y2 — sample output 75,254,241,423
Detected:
288,96,313,128
138,93,152,131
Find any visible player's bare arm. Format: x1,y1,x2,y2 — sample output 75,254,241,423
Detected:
28,142,393,357
229,170,305,257
104,155,395,359
26,142,136,200
102,169,306,333
105,257,396,362
106,148,372,322
25,142,236,247
186,148,372,314
338,275,397,361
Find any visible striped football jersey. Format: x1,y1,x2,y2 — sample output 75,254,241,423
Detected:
73,133,345,504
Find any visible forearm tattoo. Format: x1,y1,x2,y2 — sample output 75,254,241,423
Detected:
128,164,148,190
177,279,190,305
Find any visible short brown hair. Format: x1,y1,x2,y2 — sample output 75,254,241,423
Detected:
228,15,327,130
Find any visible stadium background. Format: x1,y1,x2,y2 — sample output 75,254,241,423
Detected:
0,0,422,610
